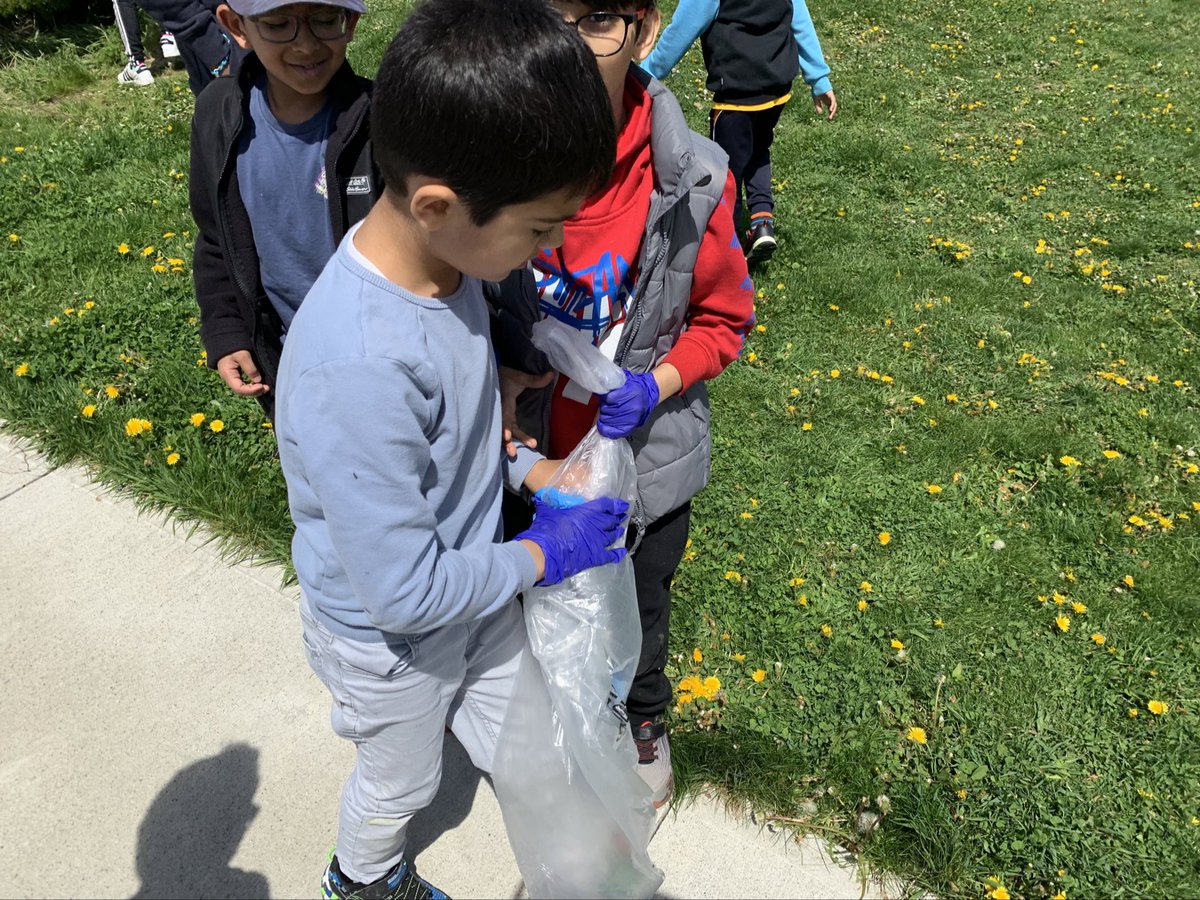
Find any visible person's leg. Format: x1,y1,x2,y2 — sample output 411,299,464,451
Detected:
709,109,754,234
626,501,691,722
625,502,691,807
447,600,527,773
300,598,467,889
113,0,145,63
743,104,786,221
114,0,155,84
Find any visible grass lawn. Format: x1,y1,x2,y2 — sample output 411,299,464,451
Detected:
2,0,1198,896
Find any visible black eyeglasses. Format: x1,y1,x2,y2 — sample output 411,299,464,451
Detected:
249,9,350,44
561,11,642,58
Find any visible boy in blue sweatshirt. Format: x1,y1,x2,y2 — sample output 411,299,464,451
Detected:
644,0,837,264
274,2,625,897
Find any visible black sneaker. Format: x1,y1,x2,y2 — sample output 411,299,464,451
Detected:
632,717,674,809
322,854,450,900
744,217,777,265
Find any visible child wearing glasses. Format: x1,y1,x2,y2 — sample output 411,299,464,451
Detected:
189,0,379,420
644,0,838,264
491,0,755,811
274,1,626,896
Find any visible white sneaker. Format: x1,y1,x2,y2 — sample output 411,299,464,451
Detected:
117,60,154,86
159,32,180,59
633,718,674,809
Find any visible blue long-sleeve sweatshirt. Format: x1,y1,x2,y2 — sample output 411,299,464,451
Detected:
644,0,832,103
275,233,540,642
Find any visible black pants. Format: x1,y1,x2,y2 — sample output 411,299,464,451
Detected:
710,103,786,232
502,493,691,722
113,0,242,94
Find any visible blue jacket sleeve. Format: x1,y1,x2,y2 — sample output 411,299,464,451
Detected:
791,0,832,97
286,358,537,636
643,0,719,81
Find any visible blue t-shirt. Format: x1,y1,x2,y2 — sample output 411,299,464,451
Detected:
236,77,336,334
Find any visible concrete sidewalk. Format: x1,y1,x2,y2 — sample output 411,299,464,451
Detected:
0,432,890,899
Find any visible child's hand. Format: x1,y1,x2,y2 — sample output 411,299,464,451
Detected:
814,89,838,122
216,350,269,397
515,495,630,586
597,370,660,439
499,366,554,457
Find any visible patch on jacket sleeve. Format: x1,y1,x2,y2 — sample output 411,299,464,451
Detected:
346,175,373,195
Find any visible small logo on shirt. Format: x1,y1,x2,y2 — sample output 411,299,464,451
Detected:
346,175,373,195
314,166,328,198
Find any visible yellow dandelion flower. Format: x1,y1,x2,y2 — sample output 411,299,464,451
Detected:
104,385,119,399
860,581,873,592
14,362,30,377
1147,700,1167,715
141,246,155,257
1128,515,1147,527
209,419,225,433
798,595,808,606
1091,633,1106,645
752,669,767,683
1056,615,1071,632
8,232,19,243
1137,408,1149,417
878,531,891,545
990,888,1011,900
801,421,813,431
124,418,152,437
1071,602,1087,614
692,648,703,663
906,726,928,744
166,452,181,466
911,395,925,405
956,788,967,800
830,369,841,378
1022,275,1032,285
821,624,832,637
1060,455,1081,467
926,484,943,494
934,617,945,627
1052,592,1067,605
734,652,746,661
725,570,742,582
118,243,130,255
721,632,731,640
81,404,96,418
857,599,868,611
190,413,206,426
945,393,958,402
740,511,753,520
890,638,905,650
701,676,721,698
1123,575,1135,588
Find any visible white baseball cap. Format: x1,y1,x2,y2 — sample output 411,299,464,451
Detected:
226,0,366,16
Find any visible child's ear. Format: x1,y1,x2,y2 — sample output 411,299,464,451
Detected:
408,182,459,233
216,4,253,51
633,7,661,62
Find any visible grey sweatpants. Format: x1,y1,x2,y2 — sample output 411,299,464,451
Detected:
300,595,527,884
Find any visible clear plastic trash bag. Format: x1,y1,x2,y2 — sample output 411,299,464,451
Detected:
493,318,663,899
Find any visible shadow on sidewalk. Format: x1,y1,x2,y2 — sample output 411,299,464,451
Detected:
406,733,483,864
130,743,269,899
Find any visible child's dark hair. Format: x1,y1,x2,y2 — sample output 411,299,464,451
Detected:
372,0,616,225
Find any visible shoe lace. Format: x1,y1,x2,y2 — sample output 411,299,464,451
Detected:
634,735,659,764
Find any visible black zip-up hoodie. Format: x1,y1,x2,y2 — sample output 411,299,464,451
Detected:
189,54,378,414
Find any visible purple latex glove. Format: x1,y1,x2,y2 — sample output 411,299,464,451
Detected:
515,495,630,586
596,370,659,439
